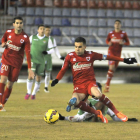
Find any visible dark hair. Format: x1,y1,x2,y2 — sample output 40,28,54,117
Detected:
13,17,23,23
75,37,86,45
45,25,51,28
38,24,45,29
96,82,102,92
115,20,121,24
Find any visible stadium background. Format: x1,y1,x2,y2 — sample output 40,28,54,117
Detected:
0,0,140,84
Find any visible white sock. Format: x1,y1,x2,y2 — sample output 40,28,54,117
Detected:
32,81,41,95
107,108,122,121
45,72,50,87
27,79,34,94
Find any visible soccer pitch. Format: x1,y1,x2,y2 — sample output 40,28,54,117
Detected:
0,83,140,140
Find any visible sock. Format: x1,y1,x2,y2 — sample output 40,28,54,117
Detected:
99,94,119,115
106,69,114,86
32,81,41,95
0,83,5,104
27,79,34,94
2,87,12,105
45,72,50,87
76,101,100,115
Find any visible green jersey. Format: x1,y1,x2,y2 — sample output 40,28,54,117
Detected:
30,35,51,64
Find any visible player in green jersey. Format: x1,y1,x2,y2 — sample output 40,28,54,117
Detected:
24,25,54,100
43,26,65,93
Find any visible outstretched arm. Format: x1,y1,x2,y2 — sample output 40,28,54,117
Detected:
51,54,70,86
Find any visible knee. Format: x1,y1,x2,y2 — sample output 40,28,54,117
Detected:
6,83,13,89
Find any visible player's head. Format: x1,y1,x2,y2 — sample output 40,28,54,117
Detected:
13,17,23,32
38,24,45,36
114,20,121,31
45,25,51,37
75,37,86,56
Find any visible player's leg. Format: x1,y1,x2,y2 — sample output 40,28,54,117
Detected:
44,58,52,93
31,64,44,99
31,75,41,99
104,62,115,93
25,62,36,99
90,86,128,122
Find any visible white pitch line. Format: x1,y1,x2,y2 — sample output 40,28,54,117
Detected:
0,115,43,118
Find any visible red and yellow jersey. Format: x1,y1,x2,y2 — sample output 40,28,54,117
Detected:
56,51,103,85
106,30,130,56
1,29,31,69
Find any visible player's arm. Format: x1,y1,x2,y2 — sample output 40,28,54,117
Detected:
24,36,34,79
93,52,137,64
51,54,70,87
106,33,112,46
1,31,8,48
123,32,130,46
42,38,54,55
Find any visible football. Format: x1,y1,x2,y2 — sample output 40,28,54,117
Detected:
44,109,59,124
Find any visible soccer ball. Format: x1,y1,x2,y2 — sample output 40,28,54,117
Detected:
44,109,59,124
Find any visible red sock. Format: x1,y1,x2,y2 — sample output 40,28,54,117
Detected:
99,94,119,114
76,101,100,115
106,69,114,86
0,83,6,104
2,87,12,105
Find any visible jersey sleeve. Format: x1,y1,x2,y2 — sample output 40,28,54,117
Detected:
92,52,103,61
106,33,111,45
1,31,8,43
24,35,31,69
53,38,57,47
123,32,130,46
56,54,70,80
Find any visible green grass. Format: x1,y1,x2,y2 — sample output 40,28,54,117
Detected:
0,83,140,140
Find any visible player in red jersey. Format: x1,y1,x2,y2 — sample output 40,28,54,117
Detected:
104,20,130,92
0,17,34,111
51,37,137,123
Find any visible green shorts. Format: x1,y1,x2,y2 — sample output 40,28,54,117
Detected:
31,62,45,76
45,56,52,72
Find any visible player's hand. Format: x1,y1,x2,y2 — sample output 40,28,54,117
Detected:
124,58,137,64
42,51,48,55
1,42,8,48
108,41,112,46
60,56,65,60
119,39,124,45
51,79,58,87
28,69,35,79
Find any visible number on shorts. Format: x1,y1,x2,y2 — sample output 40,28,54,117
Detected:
1,64,8,71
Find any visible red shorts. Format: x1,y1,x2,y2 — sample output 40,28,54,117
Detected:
108,50,121,68
0,63,20,82
73,81,98,96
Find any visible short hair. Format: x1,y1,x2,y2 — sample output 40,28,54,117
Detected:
13,17,23,23
75,37,86,45
38,24,45,29
96,82,102,92
45,25,51,28
115,20,121,24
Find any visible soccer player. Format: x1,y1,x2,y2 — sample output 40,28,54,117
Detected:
43,26,65,93
104,20,130,92
51,37,137,123
24,25,53,100
0,16,34,111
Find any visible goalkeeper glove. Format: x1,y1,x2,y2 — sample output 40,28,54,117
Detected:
42,51,48,55
124,58,137,64
51,79,58,87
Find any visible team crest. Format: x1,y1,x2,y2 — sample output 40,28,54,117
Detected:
120,34,124,37
43,41,46,43
20,39,24,43
86,57,90,61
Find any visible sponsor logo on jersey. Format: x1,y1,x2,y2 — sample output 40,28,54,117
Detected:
120,34,124,37
112,34,114,36
20,39,24,43
73,62,91,71
111,38,121,43
86,57,90,61
73,58,76,61
7,40,21,51
33,39,38,41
